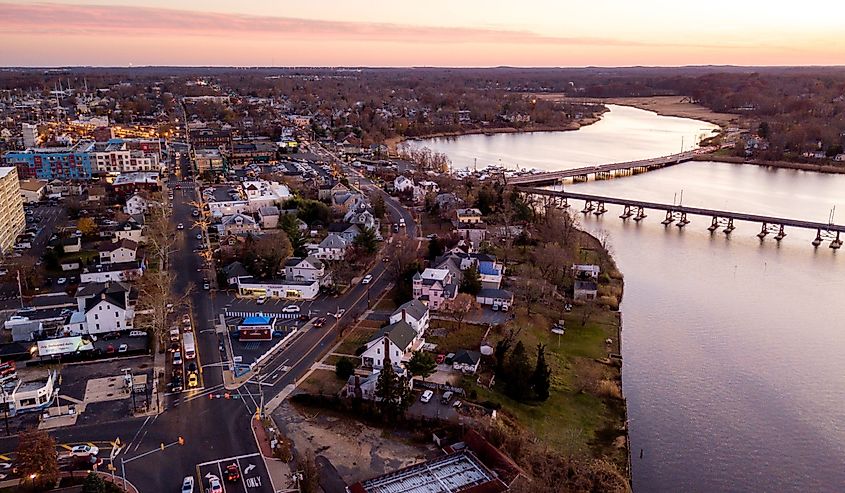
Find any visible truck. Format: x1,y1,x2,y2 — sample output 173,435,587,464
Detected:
182,333,196,360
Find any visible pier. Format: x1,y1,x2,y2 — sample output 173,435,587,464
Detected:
507,150,698,186
519,187,845,248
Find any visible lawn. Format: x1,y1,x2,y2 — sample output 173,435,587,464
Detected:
426,320,488,354
335,325,378,355
298,369,345,396
469,304,627,466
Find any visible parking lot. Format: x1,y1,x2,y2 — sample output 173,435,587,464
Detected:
196,452,273,492
408,388,460,422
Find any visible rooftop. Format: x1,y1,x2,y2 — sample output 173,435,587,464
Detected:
350,451,506,493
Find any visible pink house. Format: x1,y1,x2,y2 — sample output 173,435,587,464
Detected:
412,268,458,310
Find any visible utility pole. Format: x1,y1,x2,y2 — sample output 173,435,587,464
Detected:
16,270,23,308
1,388,9,436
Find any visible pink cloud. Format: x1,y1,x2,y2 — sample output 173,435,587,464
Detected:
0,2,724,49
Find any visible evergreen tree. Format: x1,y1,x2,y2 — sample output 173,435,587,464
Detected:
280,214,307,257
406,351,436,381
353,226,379,255
372,194,386,219
374,362,411,422
530,344,552,401
494,336,512,379
335,357,355,380
459,263,482,295
82,471,107,493
505,341,532,402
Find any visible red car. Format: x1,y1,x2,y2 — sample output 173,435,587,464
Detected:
435,354,445,364
313,317,326,328
105,344,116,354
225,463,240,482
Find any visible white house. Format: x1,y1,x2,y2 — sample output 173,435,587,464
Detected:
361,320,421,370
258,206,280,229
388,299,429,337
80,261,144,283
98,239,138,264
394,175,415,193
112,222,145,244
284,256,325,283
219,213,259,236
66,281,135,335
123,193,149,215
316,233,347,261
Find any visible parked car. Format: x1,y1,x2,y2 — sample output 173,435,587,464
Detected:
102,332,120,340
361,274,373,284
282,305,300,313
225,463,240,482
187,372,198,388
173,351,182,366
441,391,454,405
181,476,194,493
256,296,267,305
57,277,67,285
105,345,116,354
208,476,222,493
452,400,463,409
420,390,434,403
70,445,99,457
435,354,446,364
118,344,128,353
129,330,147,337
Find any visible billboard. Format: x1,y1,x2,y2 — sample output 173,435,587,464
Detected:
37,336,95,357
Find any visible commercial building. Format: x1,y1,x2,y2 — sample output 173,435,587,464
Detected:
0,167,26,255
18,179,48,203
194,149,226,174
0,370,58,416
235,278,319,300
4,141,95,180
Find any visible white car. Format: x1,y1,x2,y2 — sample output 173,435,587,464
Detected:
181,476,194,493
57,277,67,285
70,445,99,457
361,274,373,284
196,233,202,240
256,296,267,305
177,223,184,230
281,305,301,313
208,476,223,493
420,390,434,403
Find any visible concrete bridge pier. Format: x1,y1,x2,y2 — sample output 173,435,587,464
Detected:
676,212,690,227
619,204,633,219
707,216,719,232
633,206,647,222
661,210,675,225
593,201,608,215
723,218,735,234
582,200,594,213
757,222,769,239
774,225,787,241
831,232,842,249
812,229,823,247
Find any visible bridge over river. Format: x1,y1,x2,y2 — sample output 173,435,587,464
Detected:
519,187,845,248
507,150,699,186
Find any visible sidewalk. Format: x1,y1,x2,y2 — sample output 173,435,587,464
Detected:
251,415,292,493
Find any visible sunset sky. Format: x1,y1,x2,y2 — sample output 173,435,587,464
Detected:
1,1,843,67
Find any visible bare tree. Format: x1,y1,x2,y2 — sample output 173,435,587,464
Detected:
299,449,320,493
441,293,479,330
145,200,177,270
135,269,192,351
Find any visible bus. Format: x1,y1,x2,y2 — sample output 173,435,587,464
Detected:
183,332,196,360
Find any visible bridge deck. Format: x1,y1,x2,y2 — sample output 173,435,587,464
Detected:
508,151,696,185
520,187,845,233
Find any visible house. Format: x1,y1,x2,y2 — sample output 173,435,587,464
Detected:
476,288,514,310
452,349,482,374
284,256,325,283
388,299,429,336
112,221,144,243
258,206,280,229
218,213,259,236
345,373,380,401
361,320,421,369
574,280,598,300
572,264,600,279
316,233,347,261
318,182,348,201
327,222,361,243
412,268,458,310
123,193,149,215
60,258,82,271
394,175,415,193
59,236,81,253
435,252,504,289
80,260,144,283
67,281,135,335
98,239,138,264
19,179,47,203
456,208,484,224
222,261,252,286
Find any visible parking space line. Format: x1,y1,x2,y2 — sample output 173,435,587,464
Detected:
236,456,250,492
0,454,10,461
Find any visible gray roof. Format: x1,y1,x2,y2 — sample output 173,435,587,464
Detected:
393,299,428,322
370,320,416,352
222,261,250,279
258,205,280,217
574,280,598,291
11,320,43,342
476,288,513,301
319,233,346,249
453,349,481,366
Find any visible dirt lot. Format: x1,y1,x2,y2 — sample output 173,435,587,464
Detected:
274,400,438,485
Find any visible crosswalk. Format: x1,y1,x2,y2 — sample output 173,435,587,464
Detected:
224,310,298,319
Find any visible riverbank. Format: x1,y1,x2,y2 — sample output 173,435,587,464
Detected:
695,153,845,174
385,111,606,154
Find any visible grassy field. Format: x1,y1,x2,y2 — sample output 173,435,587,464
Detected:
426,320,489,354
467,302,627,467
335,326,378,355
298,369,345,396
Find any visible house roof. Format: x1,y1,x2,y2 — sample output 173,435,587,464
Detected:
319,233,347,249
369,320,416,352
76,281,130,298
242,315,271,325
222,261,250,279
392,299,428,322
574,280,598,291
284,255,324,270
100,238,138,252
258,205,280,217
453,349,482,366
477,288,513,301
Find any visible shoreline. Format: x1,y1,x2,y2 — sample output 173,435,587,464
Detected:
695,154,845,174
386,110,607,154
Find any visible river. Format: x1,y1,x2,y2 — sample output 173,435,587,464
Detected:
413,105,845,492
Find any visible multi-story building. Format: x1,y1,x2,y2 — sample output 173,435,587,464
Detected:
21,123,38,148
0,167,25,255
91,139,160,174
4,141,95,180
189,128,232,150
194,149,225,174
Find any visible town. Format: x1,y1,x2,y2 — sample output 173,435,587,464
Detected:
0,69,628,493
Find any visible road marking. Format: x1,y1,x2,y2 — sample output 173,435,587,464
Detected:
196,452,260,468
0,455,10,461
59,444,72,450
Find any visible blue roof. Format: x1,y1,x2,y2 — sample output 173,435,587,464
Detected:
478,262,500,276
243,315,271,325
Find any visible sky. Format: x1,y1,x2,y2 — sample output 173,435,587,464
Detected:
1,1,843,67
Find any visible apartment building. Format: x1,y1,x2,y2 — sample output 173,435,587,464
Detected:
0,167,26,254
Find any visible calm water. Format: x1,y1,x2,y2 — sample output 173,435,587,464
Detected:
410,104,718,171
415,107,845,492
